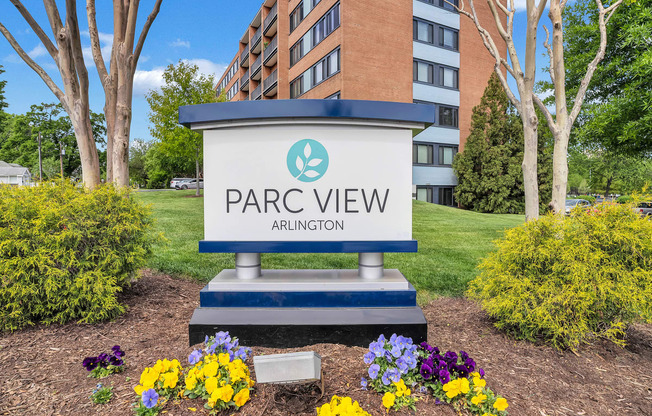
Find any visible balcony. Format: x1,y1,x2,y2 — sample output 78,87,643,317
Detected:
250,55,262,81
216,86,222,97
240,69,250,91
263,36,278,67
240,47,249,67
263,2,277,37
263,69,278,97
251,27,262,54
252,84,262,100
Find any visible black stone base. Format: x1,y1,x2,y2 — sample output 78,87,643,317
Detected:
188,306,428,348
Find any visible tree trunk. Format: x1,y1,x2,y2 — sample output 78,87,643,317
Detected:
521,104,540,221
605,175,613,196
104,95,116,183
111,51,133,188
551,129,570,212
195,147,200,197
70,110,101,188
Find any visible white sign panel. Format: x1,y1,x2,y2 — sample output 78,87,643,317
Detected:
203,123,412,241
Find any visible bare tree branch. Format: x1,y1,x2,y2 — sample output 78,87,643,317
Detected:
543,25,555,84
0,22,67,111
536,0,549,20
124,0,140,57
42,0,63,38
532,94,557,133
8,0,58,60
65,0,89,108
133,0,163,71
567,0,623,131
86,0,109,88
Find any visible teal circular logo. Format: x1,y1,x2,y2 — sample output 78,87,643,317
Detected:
286,139,329,182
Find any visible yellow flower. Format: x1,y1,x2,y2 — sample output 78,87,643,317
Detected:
493,397,509,412
482,414,496,416
134,384,146,396
317,403,332,416
218,353,231,366
185,376,197,391
471,394,487,405
443,379,461,399
220,384,234,402
382,392,395,410
247,377,255,388
139,368,158,388
460,377,470,394
188,408,197,412
473,377,486,393
205,377,218,395
203,361,219,378
163,371,178,389
233,388,250,407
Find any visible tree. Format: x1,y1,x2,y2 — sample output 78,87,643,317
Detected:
0,65,8,137
0,0,163,188
543,0,652,156
454,73,552,214
456,0,624,219
146,61,221,196
86,0,163,186
129,138,152,187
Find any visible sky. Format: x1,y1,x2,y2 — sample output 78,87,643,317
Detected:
0,0,556,145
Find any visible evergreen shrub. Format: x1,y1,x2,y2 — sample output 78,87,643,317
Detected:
617,195,633,204
0,182,157,331
468,201,652,350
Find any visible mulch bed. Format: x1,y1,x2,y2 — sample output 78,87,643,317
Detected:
1,270,651,416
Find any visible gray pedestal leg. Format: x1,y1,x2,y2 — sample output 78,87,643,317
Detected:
358,252,384,279
235,253,261,279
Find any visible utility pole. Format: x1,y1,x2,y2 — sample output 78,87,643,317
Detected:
59,142,65,179
37,130,42,181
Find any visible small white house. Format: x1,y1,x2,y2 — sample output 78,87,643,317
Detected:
0,161,32,186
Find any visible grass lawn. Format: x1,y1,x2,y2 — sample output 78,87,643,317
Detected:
135,190,523,298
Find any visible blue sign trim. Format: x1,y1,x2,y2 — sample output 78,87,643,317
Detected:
199,240,418,253
179,99,436,127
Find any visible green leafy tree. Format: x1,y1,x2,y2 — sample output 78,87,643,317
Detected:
453,73,552,214
146,61,222,196
0,65,7,137
129,139,153,188
541,0,652,156
567,149,652,195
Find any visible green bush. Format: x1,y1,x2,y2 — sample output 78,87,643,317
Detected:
0,182,157,331
468,201,652,350
617,195,633,204
576,195,597,204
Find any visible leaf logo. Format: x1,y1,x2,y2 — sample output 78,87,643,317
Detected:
286,139,329,182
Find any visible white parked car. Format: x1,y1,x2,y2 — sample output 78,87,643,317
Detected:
175,179,204,190
170,177,192,189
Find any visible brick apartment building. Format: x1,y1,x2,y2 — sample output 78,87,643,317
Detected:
215,0,502,206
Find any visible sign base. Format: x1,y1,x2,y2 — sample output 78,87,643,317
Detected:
188,269,428,347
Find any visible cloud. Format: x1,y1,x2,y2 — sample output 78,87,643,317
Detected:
169,39,190,48
132,59,227,95
80,31,113,67
28,44,47,59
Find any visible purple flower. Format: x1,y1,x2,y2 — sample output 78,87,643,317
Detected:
390,334,398,343
360,377,368,390
142,388,158,409
390,345,402,358
456,365,469,378
438,369,450,384
388,368,401,383
377,334,386,343
82,357,97,371
363,351,375,365
420,363,433,380
97,353,109,362
114,349,125,358
206,342,217,354
381,370,391,385
443,351,458,364
465,358,476,372
188,349,203,365
111,345,121,353
368,364,380,380
431,346,440,355
396,358,409,374
419,386,428,394
395,336,406,349
384,350,393,363
404,353,417,370
369,342,384,358
215,331,229,344
420,342,433,353
235,347,249,361
479,368,485,378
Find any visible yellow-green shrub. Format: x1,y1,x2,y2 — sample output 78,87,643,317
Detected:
468,201,652,350
0,182,157,331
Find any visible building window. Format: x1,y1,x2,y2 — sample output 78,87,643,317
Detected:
413,61,434,84
290,2,339,66
226,80,239,100
219,59,240,91
413,143,434,165
439,26,459,50
438,146,456,165
439,106,458,127
413,19,434,44
416,186,433,203
325,91,340,99
439,187,455,206
417,0,459,12
290,3,304,32
440,66,458,89
291,48,340,98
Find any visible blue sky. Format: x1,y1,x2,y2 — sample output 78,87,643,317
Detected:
0,1,554,145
